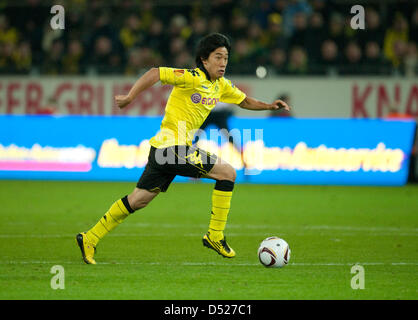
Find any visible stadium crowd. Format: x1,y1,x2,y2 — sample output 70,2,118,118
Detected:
0,0,417,76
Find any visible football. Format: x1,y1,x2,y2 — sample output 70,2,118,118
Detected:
258,236,291,268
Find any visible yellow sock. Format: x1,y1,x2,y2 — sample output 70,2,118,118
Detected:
208,189,233,241
86,198,132,246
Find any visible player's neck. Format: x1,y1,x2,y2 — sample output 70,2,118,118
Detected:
199,67,216,83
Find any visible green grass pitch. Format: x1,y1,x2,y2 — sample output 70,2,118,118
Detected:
0,180,417,300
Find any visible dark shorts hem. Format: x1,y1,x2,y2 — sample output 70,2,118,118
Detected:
137,145,217,192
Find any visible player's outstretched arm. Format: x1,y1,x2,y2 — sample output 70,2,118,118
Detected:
239,96,291,111
115,67,160,109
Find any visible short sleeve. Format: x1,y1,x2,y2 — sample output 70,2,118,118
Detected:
220,78,246,105
159,67,199,89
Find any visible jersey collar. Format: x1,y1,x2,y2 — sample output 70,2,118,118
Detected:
197,67,218,84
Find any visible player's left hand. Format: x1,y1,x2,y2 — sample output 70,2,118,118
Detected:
272,99,291,111
115,95,132,109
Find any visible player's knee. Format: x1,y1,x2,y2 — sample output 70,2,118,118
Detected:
222,163,236,182
127,188,157,211
230,166,237,182
130,194,155,210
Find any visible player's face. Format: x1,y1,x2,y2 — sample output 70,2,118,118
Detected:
202,47,229,81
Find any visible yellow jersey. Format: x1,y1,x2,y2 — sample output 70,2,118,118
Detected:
149,67,246,148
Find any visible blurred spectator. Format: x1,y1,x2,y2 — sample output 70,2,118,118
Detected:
228,37,256,74
0,15,18,45
246,21,266,64
262,13,287,49
268,47,287,74
169,37,188,66
125,47,162,75
328,12,346,50
310,0,327,18
229,9,249,39
41,19,64,55
17,0,47,46
90,11,119,43
125,48,142,75
92,36,112,63
168,14,189,40
343,12,358,42
360,7,385,47
0,42,16,73
289,12,309,49
138,0,155,31
143,18,167,56
41,39,64,74
13,41,32,74
90,36,122,74
317,39,340,75
119,14,143,50
208,16,224,34
0,15,19,73
210,0,235,23
305,11,326,62
286,46,308,75
403,42,417,77
282,0,312,37
272,0,287,14
187,18,208,52
87,11,124,72
363,41,391,75
23,19,43,66
62,39,85,74
384,13,409,68
66,10,84,37
340,41,363,75
174,51,194,69
252,0,273,29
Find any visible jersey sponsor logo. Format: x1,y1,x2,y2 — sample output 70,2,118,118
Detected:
191,93,202,103
201,97,219,105
191,93,219,105
174,69,185,77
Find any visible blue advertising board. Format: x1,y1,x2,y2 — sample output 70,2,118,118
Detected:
0,115,415,185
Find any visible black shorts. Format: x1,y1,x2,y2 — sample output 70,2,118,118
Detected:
137,145,218,192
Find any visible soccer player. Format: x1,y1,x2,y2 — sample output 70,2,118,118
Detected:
76,33,290,264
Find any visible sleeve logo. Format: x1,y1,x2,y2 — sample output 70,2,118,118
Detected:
174,69,185,77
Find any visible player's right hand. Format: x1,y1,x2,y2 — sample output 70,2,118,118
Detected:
273,99,291,111
115,95,132,109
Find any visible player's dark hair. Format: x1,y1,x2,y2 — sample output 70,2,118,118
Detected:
195,33,231,78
